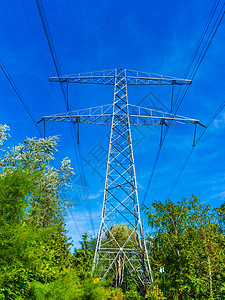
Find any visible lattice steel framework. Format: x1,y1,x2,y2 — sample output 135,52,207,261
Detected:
39,68,199,291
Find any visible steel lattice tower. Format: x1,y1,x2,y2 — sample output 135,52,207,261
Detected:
93,69,153,288
39,68,200,290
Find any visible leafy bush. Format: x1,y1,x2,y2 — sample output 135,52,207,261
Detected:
28,270,124,300
28,269,82,300
145,285,165,299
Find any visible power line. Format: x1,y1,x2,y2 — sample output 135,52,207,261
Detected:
174,1,225,113
142,1,225,204
174,0,221,108
168,99,225,198
21,0,50,82
167,2,225,196
35,0,95,235
20,0,85,240
35,0,68,108
142,145,162,204
0,58,42,137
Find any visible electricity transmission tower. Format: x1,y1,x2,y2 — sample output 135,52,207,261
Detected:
39,68,200,291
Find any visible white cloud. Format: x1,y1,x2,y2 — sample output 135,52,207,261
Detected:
88,190,103,200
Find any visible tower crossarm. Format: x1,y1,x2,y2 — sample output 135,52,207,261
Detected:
37,104,114,125
49,68,192,86
37,104,199,126
128,104,199,126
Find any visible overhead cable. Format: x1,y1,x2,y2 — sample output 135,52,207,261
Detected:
174,0,221,107
0,58,42,137
174,1,225,113
35,0,95,235
142,1,225,204
167,99,225,198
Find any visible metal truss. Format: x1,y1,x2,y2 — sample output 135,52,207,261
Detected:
40,68,199,291
49,68,192,85
38,104,199,126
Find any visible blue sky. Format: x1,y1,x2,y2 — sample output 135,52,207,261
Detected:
1,0,225,247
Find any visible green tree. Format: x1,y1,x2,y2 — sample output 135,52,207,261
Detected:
73,233,96,277
144,196,225,299
100,223,145,294
0,125,74,299
216,202,225,232
0,169,38,225
0,131,74,228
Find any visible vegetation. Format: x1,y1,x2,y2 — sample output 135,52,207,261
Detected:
144,196,225,299
0,125,224,299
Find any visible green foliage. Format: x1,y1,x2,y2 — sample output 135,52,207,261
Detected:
0,169,38,225
101,223,140,289
1,125,224,299
0,221,72,299
0,126,73,299
216,202,225,232
28,269,82,300
144,196,225,299
73,233,96,277
0,131,74,228
104,223,137,249
28,270,125,300
124,285,143,299
145,284,166,300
